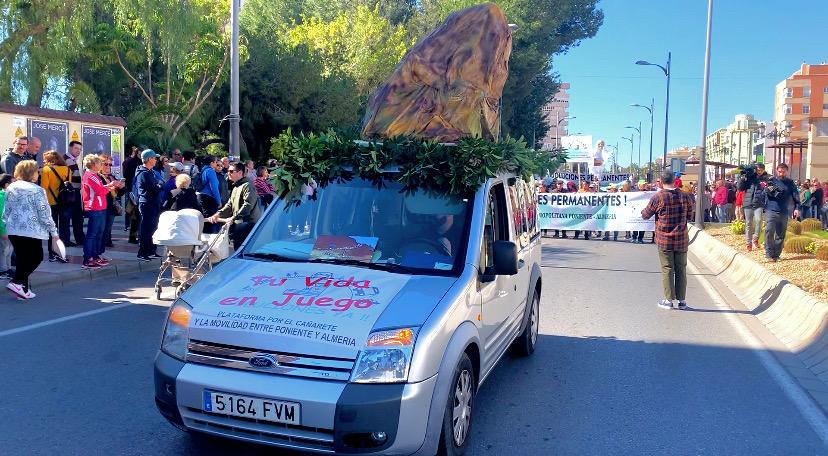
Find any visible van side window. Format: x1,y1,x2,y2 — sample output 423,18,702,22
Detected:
508,178,533,248
481,183,508,271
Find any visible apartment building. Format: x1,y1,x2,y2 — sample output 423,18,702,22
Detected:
774,63,828,180
540,83,570,150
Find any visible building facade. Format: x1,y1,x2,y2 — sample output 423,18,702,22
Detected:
773,63,828,180
704,114,763,166
539,83,570,150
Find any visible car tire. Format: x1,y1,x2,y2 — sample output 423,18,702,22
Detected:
437,353,475,456
512,289,539,357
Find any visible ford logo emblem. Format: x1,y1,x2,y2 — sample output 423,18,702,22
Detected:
249,354,278,369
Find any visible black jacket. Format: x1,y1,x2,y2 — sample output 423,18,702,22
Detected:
738,172,770,209
765,177,799,215
163,187,201,212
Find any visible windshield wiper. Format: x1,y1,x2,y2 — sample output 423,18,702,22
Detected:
242,252,304,262
306,258,419,275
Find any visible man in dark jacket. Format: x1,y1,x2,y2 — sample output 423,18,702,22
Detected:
737,163,769,251
207,162,262,249
764,163,800,262
134,149,163,261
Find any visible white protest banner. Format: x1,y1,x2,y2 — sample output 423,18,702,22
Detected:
538,191,657,231
550,172,631,185
189,265,409,349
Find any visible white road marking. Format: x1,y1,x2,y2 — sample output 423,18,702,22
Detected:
688,260,828,446
0,303,133,337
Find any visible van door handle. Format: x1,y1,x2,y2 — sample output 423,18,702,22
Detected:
518,259,525,269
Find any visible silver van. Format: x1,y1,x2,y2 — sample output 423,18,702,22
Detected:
154,171,542,455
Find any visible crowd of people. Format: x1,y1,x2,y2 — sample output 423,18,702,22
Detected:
0,136,279,300
534,174,681,243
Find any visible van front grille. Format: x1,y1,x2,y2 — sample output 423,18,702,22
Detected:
186,340,354,381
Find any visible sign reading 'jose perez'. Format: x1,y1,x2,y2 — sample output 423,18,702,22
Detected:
28,120,68,156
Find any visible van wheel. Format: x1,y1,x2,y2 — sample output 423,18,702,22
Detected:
512,290,539,356
438,353,475,456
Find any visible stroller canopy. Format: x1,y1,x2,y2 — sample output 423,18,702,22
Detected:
153,209,205,246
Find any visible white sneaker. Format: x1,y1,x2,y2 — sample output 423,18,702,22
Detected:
657,299,673,310
6,282,27,299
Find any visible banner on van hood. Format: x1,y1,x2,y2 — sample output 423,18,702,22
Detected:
189,266,409,348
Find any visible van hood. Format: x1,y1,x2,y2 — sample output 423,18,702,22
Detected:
181,258,458,359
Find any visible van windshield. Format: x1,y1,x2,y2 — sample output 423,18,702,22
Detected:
242,177,471,275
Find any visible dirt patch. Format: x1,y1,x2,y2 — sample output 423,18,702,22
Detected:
705,225,828,302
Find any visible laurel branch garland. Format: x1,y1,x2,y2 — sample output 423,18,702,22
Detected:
269,129,567,203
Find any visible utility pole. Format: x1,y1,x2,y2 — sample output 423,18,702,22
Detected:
229,0,241,161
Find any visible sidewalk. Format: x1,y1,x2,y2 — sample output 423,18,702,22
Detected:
29,215,161,289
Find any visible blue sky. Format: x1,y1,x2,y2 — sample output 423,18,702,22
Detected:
553,0,828,167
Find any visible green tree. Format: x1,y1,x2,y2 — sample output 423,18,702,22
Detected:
0,0,93,105
285,5,409,96
88,0,233,149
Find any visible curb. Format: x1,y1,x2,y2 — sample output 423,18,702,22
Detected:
688,225,828,360
29,258,161,290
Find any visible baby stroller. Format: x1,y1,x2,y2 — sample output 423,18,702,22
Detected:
152,209,231,300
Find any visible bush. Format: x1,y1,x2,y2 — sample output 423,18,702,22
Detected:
784,235,812,254
788,220,802,235
730,220,746,235
817,244,828,261
801,218,822,232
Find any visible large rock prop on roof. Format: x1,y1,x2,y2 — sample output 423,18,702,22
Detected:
361,3,512,142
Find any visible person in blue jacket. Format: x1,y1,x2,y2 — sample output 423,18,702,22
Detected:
199,155,222,233
134,149,163,261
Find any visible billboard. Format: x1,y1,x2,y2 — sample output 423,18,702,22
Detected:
561,135,594,163
29,120,68,157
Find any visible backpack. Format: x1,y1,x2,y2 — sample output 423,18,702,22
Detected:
47,166,77,206
184,163,202,192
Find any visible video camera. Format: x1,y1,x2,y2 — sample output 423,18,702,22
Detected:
765,182,783,199
738,163,757,179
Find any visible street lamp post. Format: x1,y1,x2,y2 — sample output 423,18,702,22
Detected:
636,52,671,175
554,114,576,148
622,136,634,174
694,0,713,228
631,99,655,181
229,0,241,161
625,124,641,173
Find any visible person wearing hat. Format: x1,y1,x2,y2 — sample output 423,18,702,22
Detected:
162,161,185,207
134,149,163,261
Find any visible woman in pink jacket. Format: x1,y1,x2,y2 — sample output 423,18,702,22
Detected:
81,154,119,269
712,180,728,222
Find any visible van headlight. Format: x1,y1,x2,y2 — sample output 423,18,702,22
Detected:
161,300,192,361
350,328,417,384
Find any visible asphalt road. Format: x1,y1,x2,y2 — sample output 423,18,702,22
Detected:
1,238,827,455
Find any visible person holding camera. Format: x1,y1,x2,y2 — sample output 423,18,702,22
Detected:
737,163,769,251
764,163,800,262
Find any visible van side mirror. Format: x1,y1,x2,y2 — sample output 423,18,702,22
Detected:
492,240,519,275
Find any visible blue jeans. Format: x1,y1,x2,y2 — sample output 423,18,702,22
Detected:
744,207,763,244
764,211,788,260
717,205,727,223
100,209,116,255
138,202,160,257
83,210,106,262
